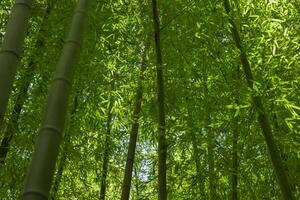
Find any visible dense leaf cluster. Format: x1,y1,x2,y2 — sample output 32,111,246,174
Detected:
0,0,299,199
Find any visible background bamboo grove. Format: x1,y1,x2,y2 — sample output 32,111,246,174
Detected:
0,0,299,199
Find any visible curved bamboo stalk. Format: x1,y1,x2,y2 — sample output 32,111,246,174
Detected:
21,0,89,199
0,0,32,131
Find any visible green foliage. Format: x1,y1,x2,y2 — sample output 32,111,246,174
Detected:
0,0,299,199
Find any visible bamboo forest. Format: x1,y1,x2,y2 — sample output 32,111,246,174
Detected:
0,0,299,199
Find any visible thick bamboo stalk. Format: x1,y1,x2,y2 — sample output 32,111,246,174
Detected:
21,0,89,199
223,1,294,199
0,0,32,131
151,0,167,199
51,96,78,200
0,1,56,165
